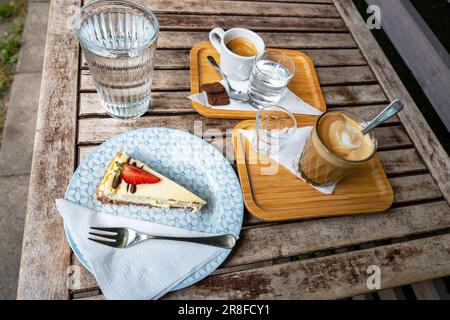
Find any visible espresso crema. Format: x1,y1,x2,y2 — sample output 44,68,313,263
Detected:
318,112,375,162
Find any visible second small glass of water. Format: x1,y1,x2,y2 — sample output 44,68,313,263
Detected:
253,106,297,156
248,51,295,108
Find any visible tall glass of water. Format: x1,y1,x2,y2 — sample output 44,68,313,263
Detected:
73,0,159,119
248,51,295,108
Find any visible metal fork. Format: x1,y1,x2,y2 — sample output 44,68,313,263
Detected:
88,227,237,249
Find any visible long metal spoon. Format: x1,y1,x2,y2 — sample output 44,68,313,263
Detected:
206,55,253,105
361,99,404,135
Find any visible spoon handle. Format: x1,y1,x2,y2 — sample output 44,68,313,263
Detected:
362,99,404,135
207,56,228,81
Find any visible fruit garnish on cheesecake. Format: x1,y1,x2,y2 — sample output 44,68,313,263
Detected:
96,151,207,212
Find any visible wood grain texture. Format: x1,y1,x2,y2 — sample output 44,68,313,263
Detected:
74,233,450,299
117,0,341,18
16,0,81,300
321,85,387,106
80,65,375,91
78,146,425,178
77,114,411,147
78,95,392,120
156,13,347,31
77,114,239,145
81,49,368,70
334,0,450,204
79,92,196,117
157,31,357,49
76,30,354,51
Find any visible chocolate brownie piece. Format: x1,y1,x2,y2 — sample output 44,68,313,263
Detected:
201,82,226,95
207,92,230,106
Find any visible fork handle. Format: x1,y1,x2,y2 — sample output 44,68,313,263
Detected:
147,234,237,249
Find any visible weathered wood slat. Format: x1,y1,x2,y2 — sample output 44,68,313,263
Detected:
79,92,195,117
74,233,450,299
16,0,81,300
70,200,449,293
378,149,426,175
77,114,411,148
305,49,367,67
334,0,450,205
156,14,347,31
321,85,387,106
87,0,341,18
390,174,441,204
156,31,357,49
79,94,393,124
77,115,238,144
81,49,367,70
78,146,425,179
332,104,399,124
79,65,376,91
316,66,376,86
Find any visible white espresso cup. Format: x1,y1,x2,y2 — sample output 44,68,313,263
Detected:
209,27,265,81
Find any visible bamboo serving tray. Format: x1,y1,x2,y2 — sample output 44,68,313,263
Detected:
190,42,327,120
233,120,394,221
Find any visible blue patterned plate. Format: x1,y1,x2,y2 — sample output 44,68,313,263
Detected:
64,128,243,291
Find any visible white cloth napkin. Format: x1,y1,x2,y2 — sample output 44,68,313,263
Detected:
240,128,336,194
189,79,322,115
56,199,228,300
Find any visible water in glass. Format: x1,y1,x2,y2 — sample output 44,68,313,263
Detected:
74,1,159,119
248,51,295,108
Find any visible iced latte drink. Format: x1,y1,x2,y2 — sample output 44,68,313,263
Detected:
299,111,377,186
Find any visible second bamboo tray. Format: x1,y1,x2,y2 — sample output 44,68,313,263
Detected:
190,42,326,120
233,120,394,221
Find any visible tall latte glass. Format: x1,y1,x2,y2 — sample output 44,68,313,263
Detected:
73,1,159,119
299,111,377,186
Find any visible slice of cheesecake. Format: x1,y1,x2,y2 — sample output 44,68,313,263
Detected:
97,151,206,212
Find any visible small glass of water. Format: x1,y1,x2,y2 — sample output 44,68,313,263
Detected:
73,0,159,119
253,106,297,156
248,50,295,108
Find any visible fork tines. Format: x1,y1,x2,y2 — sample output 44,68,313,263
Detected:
88,226,119,247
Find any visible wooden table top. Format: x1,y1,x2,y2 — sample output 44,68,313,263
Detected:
17,0,450,300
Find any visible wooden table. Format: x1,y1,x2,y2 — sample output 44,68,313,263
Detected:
17,0,450,300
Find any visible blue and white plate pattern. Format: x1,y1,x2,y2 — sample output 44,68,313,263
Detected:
64,128,244,291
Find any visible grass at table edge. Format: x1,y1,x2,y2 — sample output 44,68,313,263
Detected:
0,0,27,146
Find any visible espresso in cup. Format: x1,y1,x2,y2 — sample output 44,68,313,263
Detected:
226,37,258,57
299,111,377,186
209,27,265,81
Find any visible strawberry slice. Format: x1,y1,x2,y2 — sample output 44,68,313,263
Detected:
121,163,160,185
